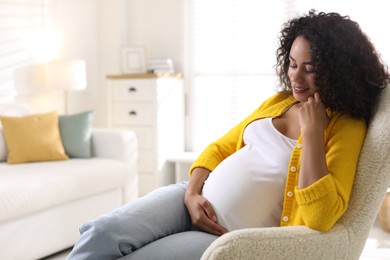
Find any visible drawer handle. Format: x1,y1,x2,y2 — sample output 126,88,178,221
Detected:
128,110,137,116
128,87,137,92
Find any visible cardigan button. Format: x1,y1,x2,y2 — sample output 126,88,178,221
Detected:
290,166,297,172
283,216,289,222
296,143,302,149
287,191,293,197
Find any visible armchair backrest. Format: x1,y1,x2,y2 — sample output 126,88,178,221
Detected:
338,86,390,258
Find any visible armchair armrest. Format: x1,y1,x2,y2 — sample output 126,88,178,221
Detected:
201,224,349,260
91,128,138,163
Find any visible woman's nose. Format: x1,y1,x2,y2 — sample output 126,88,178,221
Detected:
292,68,304,82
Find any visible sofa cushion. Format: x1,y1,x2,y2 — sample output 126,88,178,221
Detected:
0,158,129,222
59,110,95,158
0,112,68,164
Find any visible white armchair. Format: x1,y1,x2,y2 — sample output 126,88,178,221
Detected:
201,87,390,260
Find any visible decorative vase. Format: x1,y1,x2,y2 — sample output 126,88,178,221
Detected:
379,188,390,232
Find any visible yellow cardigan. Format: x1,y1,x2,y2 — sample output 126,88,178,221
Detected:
190,92,367,232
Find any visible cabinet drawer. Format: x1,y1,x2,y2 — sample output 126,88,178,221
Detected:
113,103,155,125
112,80,155,102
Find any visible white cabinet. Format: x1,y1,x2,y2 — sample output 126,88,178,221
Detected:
107,74,184,195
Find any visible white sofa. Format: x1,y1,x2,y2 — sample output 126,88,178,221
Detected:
0,128,138,260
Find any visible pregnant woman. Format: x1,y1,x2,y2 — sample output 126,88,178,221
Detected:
67,10,389,260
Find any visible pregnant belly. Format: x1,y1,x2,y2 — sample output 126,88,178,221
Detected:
202,144,286,231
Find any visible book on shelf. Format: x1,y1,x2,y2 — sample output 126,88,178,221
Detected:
147,58,175,74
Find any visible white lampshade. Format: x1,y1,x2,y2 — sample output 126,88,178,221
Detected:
14,60,87,114
14,59,87,94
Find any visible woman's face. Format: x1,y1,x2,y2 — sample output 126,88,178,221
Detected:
288,36,317,102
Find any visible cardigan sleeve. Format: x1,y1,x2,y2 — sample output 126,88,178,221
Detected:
189,116,249,174
293,113,367,232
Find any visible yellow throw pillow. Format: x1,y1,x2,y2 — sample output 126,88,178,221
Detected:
0,112,69,164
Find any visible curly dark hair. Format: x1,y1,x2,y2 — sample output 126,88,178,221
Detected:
276,10,389,122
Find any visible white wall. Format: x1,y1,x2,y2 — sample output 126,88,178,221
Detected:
50,0,183,126
49,0,98,117
127,0,184,72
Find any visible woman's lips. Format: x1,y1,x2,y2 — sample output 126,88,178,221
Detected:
293,85,309,94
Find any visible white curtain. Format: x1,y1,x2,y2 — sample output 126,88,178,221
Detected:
185,0,390,151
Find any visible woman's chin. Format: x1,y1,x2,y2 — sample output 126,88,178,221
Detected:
293,93,311,102
292,87,316,102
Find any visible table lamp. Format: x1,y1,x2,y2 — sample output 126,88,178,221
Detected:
14,60,87,114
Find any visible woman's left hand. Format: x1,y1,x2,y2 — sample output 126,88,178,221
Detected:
297,92,330,189
298,92,329,132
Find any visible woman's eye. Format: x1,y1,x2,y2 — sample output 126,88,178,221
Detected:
289,64,297,68
305,66,314,73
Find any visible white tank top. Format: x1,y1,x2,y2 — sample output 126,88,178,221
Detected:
202,118,297,231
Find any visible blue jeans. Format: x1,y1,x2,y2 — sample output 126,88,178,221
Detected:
67,182,218,260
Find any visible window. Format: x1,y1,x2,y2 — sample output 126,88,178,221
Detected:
185,0,389,151
185,0,285,151
0,0,50,102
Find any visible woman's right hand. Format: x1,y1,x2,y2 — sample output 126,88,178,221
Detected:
184,167,227,236
184,192,227,236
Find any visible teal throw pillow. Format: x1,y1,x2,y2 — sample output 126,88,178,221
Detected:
59,110,95,158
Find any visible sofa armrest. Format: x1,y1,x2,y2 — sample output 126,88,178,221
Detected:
91,128,138,163
201,224,349,260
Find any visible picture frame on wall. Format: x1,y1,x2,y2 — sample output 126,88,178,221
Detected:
122,46,147,74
